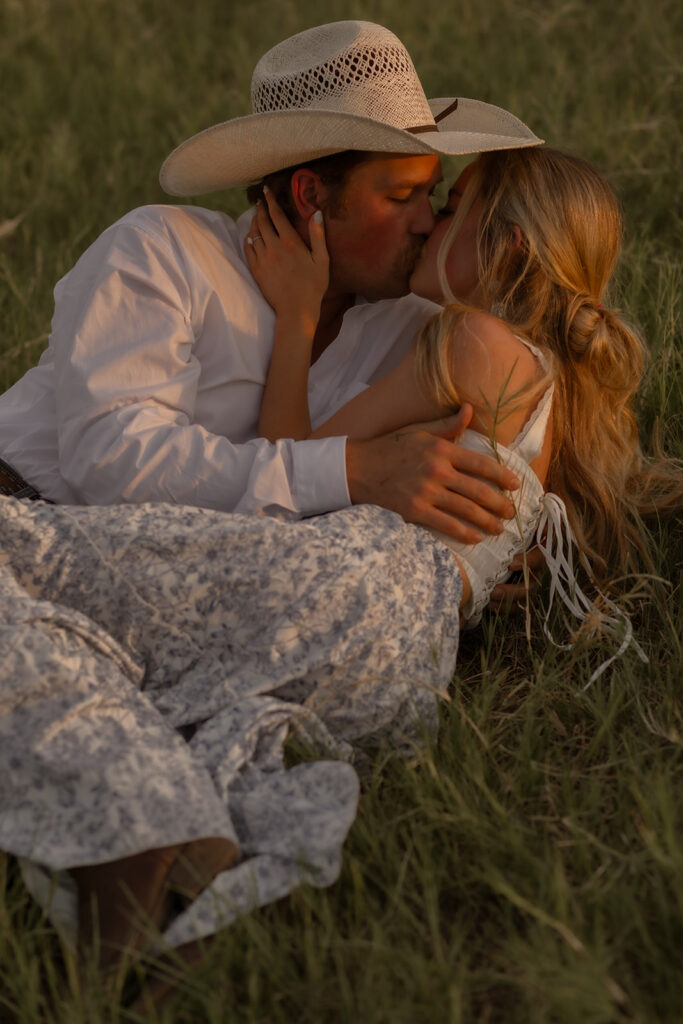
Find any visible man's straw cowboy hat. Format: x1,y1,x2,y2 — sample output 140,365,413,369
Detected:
160,21,543,195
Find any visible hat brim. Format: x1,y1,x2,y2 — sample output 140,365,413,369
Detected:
160,98,543,196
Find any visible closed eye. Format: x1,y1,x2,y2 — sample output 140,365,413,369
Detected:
439,188,463,217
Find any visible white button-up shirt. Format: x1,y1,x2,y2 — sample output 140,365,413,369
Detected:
0,205,439,514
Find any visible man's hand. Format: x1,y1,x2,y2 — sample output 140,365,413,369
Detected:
345,404,521,544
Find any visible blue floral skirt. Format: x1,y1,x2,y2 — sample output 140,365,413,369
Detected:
0,497,461,946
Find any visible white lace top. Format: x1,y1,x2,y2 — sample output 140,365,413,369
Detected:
427,338,551,624
428,339,646,684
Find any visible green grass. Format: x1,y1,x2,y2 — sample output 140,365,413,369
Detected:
0,0,681,1020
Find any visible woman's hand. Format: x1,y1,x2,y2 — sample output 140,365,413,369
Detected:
248,188,328,443
244,187,329,335
488,546,547,610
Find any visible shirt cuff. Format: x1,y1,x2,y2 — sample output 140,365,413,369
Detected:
292,436,350,515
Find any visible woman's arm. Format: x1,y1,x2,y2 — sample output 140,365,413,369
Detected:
244,188,328,442
312,311,543,447
310,350,452,439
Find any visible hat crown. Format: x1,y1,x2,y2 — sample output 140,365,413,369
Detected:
251,21,435,130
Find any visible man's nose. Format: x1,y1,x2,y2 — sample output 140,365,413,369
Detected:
411,198,436,235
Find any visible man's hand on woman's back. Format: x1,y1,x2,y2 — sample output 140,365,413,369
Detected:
345,404,521,545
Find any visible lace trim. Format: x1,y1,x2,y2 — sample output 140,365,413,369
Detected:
462,523,533,628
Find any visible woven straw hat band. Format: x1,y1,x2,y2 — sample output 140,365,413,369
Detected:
251,22,436,131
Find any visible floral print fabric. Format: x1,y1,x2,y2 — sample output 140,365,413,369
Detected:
0,497,461,947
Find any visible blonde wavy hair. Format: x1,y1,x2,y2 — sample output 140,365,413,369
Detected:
417,147,682,580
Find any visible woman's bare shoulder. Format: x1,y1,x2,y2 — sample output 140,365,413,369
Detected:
453,311,539,375
450,311,544,441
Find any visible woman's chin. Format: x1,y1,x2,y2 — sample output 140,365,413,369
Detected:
408,271,444,305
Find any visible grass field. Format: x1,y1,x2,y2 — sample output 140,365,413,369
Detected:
0,0,681,1021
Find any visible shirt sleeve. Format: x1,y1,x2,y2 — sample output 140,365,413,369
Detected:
50,213,350,515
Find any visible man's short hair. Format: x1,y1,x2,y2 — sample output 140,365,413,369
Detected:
245,151,373,221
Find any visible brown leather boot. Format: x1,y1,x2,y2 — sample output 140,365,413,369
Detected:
129,937,212,1014
73,836,240,976
73,844,182,974
126,838,240,1010
167,836,240,902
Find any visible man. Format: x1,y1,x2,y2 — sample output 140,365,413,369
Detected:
0,20,542,544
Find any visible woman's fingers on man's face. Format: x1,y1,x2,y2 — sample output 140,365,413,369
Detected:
262,185,297,239
254,200,277,243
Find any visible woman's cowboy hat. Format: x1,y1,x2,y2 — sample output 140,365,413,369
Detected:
160,21,543,196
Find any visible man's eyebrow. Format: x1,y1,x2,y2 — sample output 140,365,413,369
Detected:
382,172,444,190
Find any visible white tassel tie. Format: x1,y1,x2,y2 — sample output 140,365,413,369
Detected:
535,493,648,687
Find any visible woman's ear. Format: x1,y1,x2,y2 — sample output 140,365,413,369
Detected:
290,169,324,221
511,225,523,250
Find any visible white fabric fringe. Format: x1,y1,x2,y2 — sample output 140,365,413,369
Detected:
535,493,648,687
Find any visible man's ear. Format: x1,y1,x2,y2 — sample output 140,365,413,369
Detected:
290,168,325,221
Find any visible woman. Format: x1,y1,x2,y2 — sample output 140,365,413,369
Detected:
1,148,679,976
